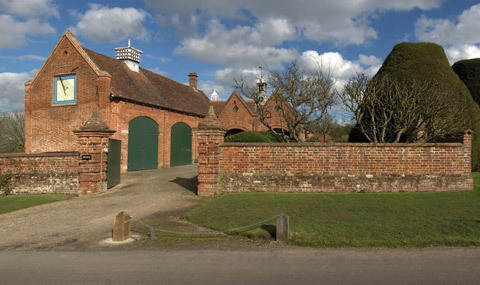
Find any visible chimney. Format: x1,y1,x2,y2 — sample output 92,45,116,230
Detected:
189,72,198,89
115,39,142,72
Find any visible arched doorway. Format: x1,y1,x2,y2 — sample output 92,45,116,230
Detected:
128,116,159,171
170,122,192,167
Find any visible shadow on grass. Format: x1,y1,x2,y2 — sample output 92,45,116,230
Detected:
170,176,198,194
261,224,276,239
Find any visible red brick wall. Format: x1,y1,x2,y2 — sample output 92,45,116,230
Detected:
0,152,78,195
206,132,473,194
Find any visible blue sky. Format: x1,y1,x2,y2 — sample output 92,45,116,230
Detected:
1,0,480,111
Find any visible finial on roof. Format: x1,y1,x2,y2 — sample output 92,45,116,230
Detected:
128,39,131,47
208,106,216,117
210,88,219,101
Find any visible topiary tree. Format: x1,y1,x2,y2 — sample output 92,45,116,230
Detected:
453,58,480,106
224,131,285,143
342,42,480,170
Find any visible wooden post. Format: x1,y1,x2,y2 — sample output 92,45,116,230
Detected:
276,214,289,243
112,211,132,242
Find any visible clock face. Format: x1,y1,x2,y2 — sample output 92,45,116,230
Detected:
55,75,76,104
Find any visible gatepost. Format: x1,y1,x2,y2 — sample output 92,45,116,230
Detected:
194,106,226,197
74,111,115,195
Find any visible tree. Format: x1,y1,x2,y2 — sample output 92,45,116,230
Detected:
341,42,480,170
0,110,25,153
340,74,471,143
453,58,480,106
235,61,336,142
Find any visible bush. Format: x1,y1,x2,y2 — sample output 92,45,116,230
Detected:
348,42,480,170
453,58,480,106
224,131,285,143
0,173,12,196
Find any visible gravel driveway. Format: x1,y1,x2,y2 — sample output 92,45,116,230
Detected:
0,164,201,250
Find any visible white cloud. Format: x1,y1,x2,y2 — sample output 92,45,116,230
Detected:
0,0,59,19
445,45,480,64
198,81,230,100
299,51,381,78
17,55,46,61
152,67,167,76
147,0,442,45
175,19,298,67
70,4,149,43
0,15,55,49
298,50,382,91
0,69,37,110
415,4,480,45
214,67,260,90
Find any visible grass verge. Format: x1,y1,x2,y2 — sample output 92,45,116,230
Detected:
187,175,480,248
0,194,70,215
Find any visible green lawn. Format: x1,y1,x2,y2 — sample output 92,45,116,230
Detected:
0,194,70,215
187,174,480,248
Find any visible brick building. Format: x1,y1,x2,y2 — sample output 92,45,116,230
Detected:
24,30,293,172
25,30,210,172
210,90,291,137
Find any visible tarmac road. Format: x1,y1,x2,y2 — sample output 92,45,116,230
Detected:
1,248,479,284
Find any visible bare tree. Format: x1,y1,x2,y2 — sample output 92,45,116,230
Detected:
340,74,472,143
235,61,336,142
0,110,25,153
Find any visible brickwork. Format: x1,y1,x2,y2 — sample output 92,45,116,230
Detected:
74,113,115,195
194,106,226,196
196,127,473,195
25,33,108,153
216,91,256,132
0,152,78,195
213,91,290,135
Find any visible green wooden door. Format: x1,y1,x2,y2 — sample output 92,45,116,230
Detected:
107,139,121,189
128,116,159,171
170,122,192,167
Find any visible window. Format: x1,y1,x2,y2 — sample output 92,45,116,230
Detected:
54,75,76,104
233,105,239,113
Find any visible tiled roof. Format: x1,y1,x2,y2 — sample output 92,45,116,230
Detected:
210,101,227,116
83,48,210,117
244,100,258,115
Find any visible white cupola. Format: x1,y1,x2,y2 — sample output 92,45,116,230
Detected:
210,88,219,101
115,39,143,72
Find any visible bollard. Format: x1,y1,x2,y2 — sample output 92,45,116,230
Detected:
276,214,289,243
112,211,132,242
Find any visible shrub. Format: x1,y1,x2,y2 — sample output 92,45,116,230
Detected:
224,131,285,143
453,58,480,106
0,173,12,196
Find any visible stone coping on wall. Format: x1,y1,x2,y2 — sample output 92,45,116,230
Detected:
220,142,463,148
0,152,78,158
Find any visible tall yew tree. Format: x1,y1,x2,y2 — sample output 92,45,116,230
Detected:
342,42,480,170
